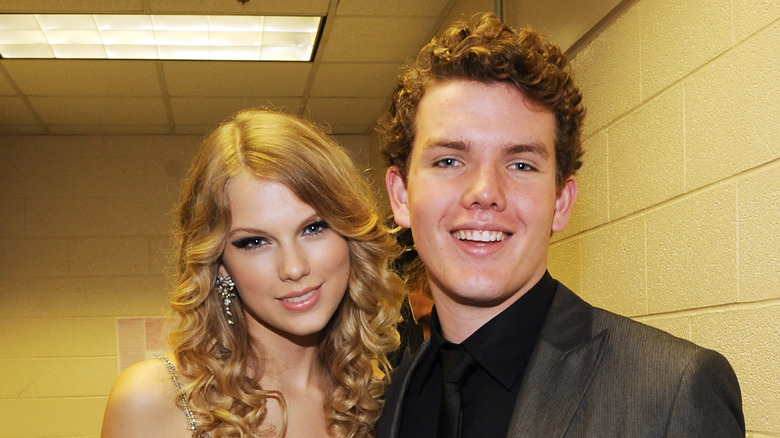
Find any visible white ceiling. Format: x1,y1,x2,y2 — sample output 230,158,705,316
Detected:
0,0,620,136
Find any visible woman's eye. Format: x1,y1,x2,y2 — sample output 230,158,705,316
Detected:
434,157,460,168
232,237,267,249
303,220,329,235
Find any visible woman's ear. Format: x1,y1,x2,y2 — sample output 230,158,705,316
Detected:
386,166,411,228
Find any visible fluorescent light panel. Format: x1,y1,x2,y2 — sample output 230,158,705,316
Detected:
0,14,322,61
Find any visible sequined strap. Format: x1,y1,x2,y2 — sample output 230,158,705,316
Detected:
155,355,202,437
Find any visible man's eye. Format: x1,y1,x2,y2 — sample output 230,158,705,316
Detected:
511,162,536,171
232,237,266,249
435,158,460,167
303,220,329,235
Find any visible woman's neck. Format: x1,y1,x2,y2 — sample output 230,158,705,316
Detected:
246,319,328,392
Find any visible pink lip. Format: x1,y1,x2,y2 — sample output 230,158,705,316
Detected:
278,286,321,312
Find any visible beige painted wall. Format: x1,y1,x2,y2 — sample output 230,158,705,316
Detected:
543,1,779,435
0,134,196,436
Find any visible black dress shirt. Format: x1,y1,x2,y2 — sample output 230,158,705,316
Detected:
398,272,556,438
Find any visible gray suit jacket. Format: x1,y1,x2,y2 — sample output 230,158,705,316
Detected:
377,283,745,437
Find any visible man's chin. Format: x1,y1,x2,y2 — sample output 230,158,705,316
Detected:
436,287,517,309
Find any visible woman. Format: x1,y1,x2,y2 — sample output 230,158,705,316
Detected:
101,109,405,437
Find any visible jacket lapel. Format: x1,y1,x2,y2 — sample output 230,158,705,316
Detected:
377,339,431,438
506,284,609,437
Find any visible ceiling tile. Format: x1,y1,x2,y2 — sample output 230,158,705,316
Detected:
149,0,329,15
29,96,168,125
310,62,401,97
0,96,39,124
304,97,387,127
336,0,452,16
164,61,311,97
170,96,303,125
3,60,161,97
320,16,438,63
0,0,143,13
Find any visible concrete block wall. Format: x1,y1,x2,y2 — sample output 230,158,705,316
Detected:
547,0,779,435
0,134,201,437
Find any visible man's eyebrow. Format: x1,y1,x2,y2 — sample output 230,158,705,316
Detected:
420,139,550,158
421,139,468,151
507,142,549,158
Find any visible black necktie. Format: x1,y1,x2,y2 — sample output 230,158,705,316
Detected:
437,346,477,438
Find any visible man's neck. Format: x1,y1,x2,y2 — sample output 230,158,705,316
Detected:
431,291,527,343
430,271,549,343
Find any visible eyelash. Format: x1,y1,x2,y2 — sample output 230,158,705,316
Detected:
230,220,330,249
232,237,267,249
303,220,329,235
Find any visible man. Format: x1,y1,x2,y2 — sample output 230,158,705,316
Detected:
377,12,744,438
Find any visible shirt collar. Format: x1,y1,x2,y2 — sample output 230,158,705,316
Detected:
422,271,556,390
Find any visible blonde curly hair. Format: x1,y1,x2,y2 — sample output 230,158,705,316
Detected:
167,109,405,437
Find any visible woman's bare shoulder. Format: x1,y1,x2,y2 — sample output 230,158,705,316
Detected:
101,356,191,438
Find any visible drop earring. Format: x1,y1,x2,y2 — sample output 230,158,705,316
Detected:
215,275,237,325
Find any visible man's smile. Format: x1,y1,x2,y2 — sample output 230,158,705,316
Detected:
452,230,508,242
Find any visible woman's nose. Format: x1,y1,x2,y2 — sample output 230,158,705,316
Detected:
278,243,310,281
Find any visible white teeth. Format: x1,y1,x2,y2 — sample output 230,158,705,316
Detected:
284,289,315,303
453,230,507,242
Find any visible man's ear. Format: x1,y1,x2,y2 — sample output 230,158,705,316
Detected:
386,166,411,228
552,176,578,233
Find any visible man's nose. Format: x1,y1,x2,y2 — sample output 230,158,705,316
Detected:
461,164,506,210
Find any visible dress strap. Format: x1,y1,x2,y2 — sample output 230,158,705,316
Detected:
156,355,201,436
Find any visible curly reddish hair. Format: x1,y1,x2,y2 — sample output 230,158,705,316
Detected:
379,12,585,189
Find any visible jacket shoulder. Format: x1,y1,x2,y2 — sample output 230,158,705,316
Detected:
550,285,744,436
